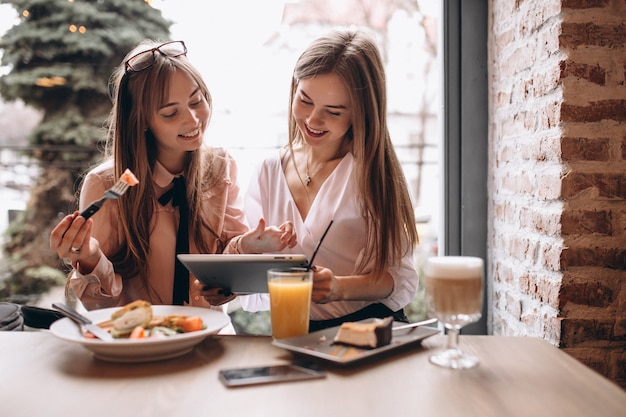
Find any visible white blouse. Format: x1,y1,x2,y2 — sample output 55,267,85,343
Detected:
240,151,419,321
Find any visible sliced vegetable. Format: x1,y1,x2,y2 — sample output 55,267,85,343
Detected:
129,325,145,339
149,326,179,337
173,316,204,333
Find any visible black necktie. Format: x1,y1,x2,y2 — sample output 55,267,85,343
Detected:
158,176,189,305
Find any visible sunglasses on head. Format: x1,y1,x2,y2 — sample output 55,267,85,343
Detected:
124,40,187,73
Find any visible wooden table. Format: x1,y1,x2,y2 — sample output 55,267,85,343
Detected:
1,332,624,417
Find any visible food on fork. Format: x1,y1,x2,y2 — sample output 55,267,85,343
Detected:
79,168,139,220
333,316,393,349
119,168,139,186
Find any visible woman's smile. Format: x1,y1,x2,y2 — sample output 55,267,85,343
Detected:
304,123,327,138
180,127,201,139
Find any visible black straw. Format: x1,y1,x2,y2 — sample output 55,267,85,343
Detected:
307,220,333,270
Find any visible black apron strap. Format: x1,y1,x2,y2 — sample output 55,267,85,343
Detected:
308,303,408,332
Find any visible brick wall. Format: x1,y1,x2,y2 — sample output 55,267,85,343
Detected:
488,0,626,388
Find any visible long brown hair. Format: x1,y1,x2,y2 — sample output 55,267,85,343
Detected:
104,40,222,289
288,28,419,277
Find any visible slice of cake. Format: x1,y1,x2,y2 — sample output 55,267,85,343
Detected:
333,316,393,349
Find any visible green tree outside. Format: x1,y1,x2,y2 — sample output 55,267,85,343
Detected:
0,0,171,303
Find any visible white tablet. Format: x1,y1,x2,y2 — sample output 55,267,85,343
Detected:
177,254,309,294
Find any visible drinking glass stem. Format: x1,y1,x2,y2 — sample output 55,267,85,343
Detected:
445,325,462,356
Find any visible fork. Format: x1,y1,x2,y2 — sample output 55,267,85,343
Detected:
52,303,113,341
392,317,438,331
79,170,137,220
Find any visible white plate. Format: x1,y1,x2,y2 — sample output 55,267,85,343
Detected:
272,320,439,365
50,305,230,363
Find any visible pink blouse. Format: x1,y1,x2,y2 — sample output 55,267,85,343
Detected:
70,148,247,311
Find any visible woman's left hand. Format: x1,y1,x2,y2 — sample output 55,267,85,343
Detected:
240,218,297,253
310,265,341,304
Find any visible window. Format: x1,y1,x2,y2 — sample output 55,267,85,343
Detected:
153,1,445,331
1,1,489,336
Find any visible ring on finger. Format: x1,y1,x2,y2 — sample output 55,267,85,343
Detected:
71,246,81,254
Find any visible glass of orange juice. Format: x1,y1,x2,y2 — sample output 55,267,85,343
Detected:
267,267,313,339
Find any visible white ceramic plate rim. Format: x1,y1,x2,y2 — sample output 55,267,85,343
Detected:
50,305,230,347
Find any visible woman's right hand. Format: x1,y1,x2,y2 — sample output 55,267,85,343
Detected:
49,211,101,274
194,280,238,306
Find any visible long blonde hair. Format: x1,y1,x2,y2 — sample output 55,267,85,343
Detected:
288,28,419,277
104,40,223,287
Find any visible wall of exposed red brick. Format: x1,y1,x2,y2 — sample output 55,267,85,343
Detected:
488,0,625,388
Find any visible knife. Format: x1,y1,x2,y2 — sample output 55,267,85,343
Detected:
52,302,114,342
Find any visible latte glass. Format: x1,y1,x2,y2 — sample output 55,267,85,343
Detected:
424,256,484,369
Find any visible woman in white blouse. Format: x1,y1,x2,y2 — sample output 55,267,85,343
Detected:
241,28,420,331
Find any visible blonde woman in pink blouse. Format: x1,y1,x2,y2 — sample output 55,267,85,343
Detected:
50,40,295,311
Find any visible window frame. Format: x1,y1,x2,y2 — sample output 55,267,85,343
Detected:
441,0,488,334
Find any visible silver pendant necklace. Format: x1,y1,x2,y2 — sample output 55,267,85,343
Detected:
304,156,327,187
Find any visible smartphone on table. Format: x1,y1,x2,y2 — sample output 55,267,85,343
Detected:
218,362,326,387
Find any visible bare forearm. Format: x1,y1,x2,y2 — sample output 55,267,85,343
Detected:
312,267,394,303
338,272,394,301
